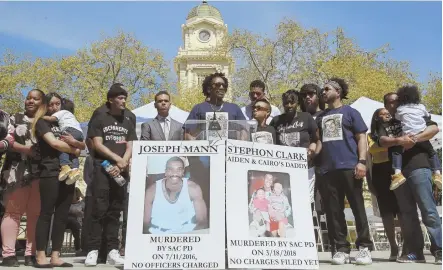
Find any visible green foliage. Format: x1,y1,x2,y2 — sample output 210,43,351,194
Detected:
422,73,442,114
226,19,418,105
0,31,170,122
0,19,438,119
171,85,206,112
0,50,30,114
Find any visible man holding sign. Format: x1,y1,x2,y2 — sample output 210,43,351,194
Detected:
143,157,208,234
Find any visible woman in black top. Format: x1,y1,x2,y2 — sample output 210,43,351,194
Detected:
32,93,84,268
269,89,319,158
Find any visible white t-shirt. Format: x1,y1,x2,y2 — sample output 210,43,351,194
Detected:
52,110,82,132
395,104,429,135
150,178,196,234
241,103,281,125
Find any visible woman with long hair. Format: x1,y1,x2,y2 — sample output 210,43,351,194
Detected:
32,92,83,268
0,89,46,267
367,108,401,261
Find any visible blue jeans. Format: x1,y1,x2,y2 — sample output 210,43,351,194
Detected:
390,146,403,171
394,168,442,253
392,143,442,172
59,127,84,169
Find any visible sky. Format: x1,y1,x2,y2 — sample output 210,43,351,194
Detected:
0,1,441,84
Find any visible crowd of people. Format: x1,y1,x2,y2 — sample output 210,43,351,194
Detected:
0,72,440,267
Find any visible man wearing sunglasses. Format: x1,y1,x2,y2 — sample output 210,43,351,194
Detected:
241,80,281,124
315,78,373,266
298,83,333,255
184,73,247,141
299,83,325,119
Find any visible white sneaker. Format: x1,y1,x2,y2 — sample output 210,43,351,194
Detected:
85,250,98,267
331,252,350,265
107,249,124,266
355,247,372,265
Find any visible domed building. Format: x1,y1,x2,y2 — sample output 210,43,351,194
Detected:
174,1,234,98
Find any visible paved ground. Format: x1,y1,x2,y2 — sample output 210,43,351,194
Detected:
7,251,441,269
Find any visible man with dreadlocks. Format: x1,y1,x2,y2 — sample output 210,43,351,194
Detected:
184,72,247,141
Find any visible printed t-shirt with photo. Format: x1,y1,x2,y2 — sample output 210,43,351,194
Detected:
316,105,367,175
185,101,246,140
251,125,276,144
88,111,137,162
269,112,318,148
35,119,62,178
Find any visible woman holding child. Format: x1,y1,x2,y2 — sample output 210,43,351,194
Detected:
32,92,85,268
367,107,402,261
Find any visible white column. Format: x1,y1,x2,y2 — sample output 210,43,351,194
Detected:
186,68,193,89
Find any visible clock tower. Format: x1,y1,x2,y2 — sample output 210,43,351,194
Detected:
174,1,234,99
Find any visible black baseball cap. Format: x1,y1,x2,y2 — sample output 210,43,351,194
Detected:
107,83,128,100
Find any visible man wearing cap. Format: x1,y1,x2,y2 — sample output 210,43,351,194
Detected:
315,78,374,266
241,80,281,124
88,84,136,132
85,83,137,260
85,83,137,267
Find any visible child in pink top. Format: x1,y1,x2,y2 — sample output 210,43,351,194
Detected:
252,188,270,230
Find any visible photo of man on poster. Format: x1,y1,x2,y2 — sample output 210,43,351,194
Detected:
143,156,210,234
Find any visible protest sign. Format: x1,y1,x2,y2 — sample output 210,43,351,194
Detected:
226,139,318,269
124,140,226,269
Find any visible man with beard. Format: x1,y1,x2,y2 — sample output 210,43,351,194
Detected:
299,83,325,119
316,78,373,265
184,73,247,141
143,157,208,234
378,90,441,264
298,83,333,253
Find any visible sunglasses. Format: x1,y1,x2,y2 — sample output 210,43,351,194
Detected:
300,92,316,98
253,106,269,112
212,82,227,89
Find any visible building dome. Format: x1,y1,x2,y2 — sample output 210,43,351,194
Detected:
186,1,223,22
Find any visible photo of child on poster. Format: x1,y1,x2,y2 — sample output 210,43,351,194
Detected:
248,170,295,238
143,155,211,234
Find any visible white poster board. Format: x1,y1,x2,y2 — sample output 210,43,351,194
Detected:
124,140,226,269
226,139,318,269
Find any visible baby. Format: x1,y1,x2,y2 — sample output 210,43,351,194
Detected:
0,110,14,152
267,181,291,237
43,99,84,185
252,188,270,230
391,85,441,190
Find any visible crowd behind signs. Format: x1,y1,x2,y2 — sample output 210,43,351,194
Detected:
0,73,440,267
